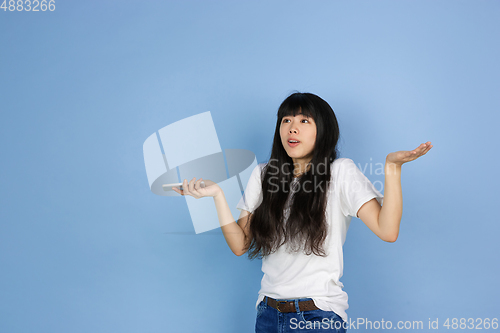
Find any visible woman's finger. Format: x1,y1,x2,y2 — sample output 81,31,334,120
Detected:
191,177,204,198
172,187,183,195
183,179,190,195
421,142,432,151
417,143,427,151
419,143,432,153
190,179,201,196
414,144,432,159
188,177,196,192
193,178,204,192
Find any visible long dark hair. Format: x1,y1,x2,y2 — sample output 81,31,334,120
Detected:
247,92,340,259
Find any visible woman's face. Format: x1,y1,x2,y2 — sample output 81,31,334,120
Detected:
280,113,317,165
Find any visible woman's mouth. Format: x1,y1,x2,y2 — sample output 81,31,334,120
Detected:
288,140,300,147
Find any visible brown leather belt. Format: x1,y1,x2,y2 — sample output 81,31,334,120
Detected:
265,296,319,313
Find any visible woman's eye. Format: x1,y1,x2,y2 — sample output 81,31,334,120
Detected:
282,118,310,123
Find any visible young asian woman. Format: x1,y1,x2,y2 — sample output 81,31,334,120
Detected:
173,92,433,333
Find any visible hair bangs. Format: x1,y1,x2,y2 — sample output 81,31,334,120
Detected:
277,94,316,121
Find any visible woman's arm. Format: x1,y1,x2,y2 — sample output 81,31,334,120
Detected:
173,177,252,256
213,190,253,256
358,142,433,242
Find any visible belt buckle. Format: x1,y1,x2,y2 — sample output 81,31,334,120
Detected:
276,300,288,313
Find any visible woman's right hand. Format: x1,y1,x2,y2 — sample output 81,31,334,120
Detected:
172,177,222,199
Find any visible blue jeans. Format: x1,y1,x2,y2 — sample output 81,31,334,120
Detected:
255,297,347,333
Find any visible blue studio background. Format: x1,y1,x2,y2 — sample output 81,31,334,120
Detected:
1,1,499,332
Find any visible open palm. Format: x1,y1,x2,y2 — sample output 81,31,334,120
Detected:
386,141,433,166
172,178,222,198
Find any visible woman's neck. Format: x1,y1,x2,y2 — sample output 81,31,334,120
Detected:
293,163,311,177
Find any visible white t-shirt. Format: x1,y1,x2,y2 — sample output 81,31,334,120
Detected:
236,158,384,322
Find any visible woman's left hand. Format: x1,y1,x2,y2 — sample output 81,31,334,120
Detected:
386,141,433,166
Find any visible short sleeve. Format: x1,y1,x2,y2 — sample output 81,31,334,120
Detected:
338,158,384,218
236,164,264,214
